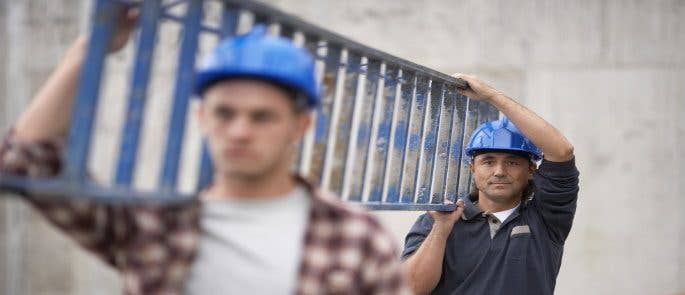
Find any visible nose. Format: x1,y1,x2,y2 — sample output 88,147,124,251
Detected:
225,116,253,141
493,162,506,177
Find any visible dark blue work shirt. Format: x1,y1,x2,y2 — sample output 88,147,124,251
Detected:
402,158,579,295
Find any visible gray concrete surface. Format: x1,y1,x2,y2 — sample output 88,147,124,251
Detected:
1,0,683,294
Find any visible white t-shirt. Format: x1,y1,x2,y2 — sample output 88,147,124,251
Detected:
185,186,311,295
492,204,519,223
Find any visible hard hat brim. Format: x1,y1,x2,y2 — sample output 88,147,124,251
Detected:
194,70,319,108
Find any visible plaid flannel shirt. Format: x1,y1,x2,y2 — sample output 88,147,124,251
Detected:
0,130,411,295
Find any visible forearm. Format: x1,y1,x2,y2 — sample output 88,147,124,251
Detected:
403,225,451,295
14,36,87,142
488,94,574,162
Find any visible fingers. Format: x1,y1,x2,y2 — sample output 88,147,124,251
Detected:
440,198,464,208
450,73,501,102
451,73,476,97
119,6,140,32
427,199,465,233
124,6,140,24
107,6,140,53
437,199,465,217
454,199,465,214
451,73,477,82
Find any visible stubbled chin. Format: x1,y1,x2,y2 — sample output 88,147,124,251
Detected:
220,169,266,180
215,163,261,175
483,190,518,201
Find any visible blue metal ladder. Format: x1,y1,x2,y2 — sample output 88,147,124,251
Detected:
0,0,499,211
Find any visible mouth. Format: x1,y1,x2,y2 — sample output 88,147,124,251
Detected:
223,148,253,158
489,182,512,188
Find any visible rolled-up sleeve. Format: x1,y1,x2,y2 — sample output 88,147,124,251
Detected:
401,213,434,259
0,129,126,266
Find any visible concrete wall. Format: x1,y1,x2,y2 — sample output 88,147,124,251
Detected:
1,0,683,294
0,2,123,295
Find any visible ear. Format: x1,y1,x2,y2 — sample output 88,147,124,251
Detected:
294,111,312,140
528,162,537,179
469,163,474,174
197,101,209,136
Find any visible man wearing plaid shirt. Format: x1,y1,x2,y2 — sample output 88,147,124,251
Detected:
0,9,410,295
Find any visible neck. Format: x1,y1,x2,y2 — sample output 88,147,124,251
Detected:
205,167,296,201
476,192,520,213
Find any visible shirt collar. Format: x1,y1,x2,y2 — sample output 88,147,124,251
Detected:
461,195,482,221
460,194,526,222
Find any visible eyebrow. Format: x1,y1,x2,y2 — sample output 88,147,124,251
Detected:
212,104,275,113
504,155,523,160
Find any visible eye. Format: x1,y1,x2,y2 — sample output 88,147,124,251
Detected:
214,108,234,121
507,160,520,166
481,160,494,166
252,111,276,123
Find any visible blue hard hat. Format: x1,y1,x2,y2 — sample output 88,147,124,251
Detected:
194,25,319,108
465,117,543,161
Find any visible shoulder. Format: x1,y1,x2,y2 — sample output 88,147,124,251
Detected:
532,158,580,195
308,188,398,256
535,157,579,179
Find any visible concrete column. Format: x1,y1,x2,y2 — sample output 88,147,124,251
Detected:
0,1,120,294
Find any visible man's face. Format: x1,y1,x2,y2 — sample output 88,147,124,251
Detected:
198,79,310,181
471,152,534,204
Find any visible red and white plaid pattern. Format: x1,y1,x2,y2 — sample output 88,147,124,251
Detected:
0,130,411,295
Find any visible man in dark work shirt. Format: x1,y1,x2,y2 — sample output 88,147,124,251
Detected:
402,74,579,295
